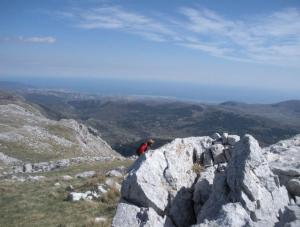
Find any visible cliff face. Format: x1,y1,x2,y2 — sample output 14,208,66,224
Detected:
112,133,300,227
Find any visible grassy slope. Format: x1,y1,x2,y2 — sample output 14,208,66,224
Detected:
0,159,132,227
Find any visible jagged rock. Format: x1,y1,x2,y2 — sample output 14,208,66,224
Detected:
211,133,222,141
193,137,214,163
287,179,300,197
264,134,300,189
196,135,289,226
105,169,123,178
112,134,299,227
192,203,254,227
75,171,96,179
121,138,207,216
23,163,32,173
112,200,166,227
210,144,226,164
227,135,240,145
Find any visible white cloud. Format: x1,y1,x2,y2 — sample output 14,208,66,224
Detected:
2,36,56,44
60,6,300,66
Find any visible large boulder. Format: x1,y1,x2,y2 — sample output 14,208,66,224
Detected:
115,137,212,226
196,135,289,226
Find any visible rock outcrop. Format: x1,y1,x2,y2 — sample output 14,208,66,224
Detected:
112,133,300,227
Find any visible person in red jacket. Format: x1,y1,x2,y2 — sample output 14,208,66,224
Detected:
136,139,155,156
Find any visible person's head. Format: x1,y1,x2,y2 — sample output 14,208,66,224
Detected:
147,139,155,146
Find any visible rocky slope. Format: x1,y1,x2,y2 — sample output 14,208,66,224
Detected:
0,93,121,177
112,133,300,227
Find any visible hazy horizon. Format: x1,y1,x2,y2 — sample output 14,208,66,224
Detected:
1,76,299,104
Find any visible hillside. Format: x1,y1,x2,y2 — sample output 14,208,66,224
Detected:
0,91,119,164
21,90,300,156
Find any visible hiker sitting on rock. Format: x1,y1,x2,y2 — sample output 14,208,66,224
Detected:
136,139,155,156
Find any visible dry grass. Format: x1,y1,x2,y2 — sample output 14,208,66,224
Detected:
192,163,205,175
0,159,132,227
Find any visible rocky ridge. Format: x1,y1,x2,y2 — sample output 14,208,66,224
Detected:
112,133,300,227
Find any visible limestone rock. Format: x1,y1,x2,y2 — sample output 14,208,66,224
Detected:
112,200,166,227
196,135,289,226
264,134,300,188
210,144,226,164
121,137,209,216
23,163,32,173
227,135,240,145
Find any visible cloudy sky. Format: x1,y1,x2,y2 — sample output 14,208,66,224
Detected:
0,0,300,93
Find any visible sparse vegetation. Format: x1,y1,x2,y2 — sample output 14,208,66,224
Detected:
0,159,132,227
192,163,205,175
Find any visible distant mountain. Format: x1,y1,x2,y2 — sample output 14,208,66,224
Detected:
18,90,300,156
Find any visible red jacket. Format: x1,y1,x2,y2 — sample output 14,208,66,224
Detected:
136,143,149,156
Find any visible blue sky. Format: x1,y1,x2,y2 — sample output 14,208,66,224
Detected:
0,0,300,94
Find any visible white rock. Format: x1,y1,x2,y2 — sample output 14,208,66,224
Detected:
192,203,253,227
54,182,60,186
197,135,289,226
227,135,240,145
75,171,96,179
112,200,165,227
105,169,123,178
97,185,108,194
105,178,116,188
23,163,32,173
95,217,107,223
210,144,226,164
121,137,204,215
264,134,300,188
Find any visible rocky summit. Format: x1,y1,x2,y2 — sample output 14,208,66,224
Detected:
112,133,300,227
